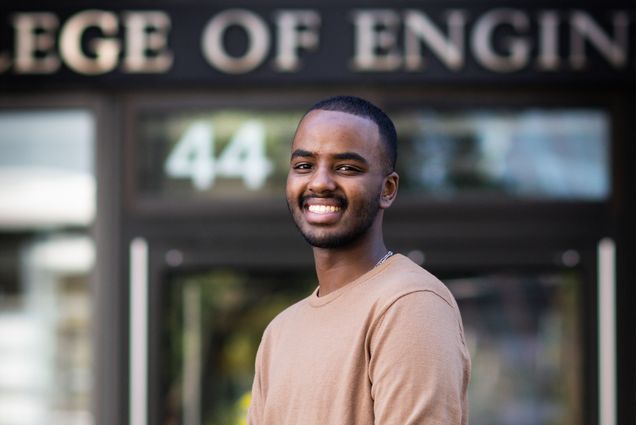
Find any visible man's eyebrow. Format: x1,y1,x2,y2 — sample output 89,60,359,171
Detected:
290,149,369,165
332,152,369,165
290,149,315,159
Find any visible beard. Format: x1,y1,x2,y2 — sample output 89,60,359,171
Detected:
287,193,381,249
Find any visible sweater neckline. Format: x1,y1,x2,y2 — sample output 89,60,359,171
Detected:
308,254,402,307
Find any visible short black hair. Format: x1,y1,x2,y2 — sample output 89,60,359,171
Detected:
304,95,397,172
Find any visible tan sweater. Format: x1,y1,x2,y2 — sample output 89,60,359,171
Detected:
248,254,471,425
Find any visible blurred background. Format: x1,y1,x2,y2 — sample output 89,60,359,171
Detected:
0,1,633,425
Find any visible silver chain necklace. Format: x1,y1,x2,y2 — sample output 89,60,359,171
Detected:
374,250,394,268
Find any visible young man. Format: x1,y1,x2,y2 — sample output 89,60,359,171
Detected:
248,96,471,424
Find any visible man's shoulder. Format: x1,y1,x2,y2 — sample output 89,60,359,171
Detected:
262,288,315,334
369,254,457,310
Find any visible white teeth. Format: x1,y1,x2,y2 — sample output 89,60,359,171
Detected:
308,205,341,214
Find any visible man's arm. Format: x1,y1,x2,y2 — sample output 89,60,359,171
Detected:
247,330,269,425
369,291,470,425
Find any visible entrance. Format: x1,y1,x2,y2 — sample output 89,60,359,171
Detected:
123,92,613,425
140,241,596,425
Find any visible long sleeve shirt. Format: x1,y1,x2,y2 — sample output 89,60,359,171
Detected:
248,254,471,425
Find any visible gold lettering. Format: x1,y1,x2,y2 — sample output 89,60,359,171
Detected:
351,9,401,71
123,11,173,73
12,12,60,73
472,9,530,72
274,10,320,72
570,11,628,69
201,9,270,74
404,9,466,71
59,10,120,75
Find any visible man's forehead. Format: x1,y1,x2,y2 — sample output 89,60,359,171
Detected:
293,109,379,145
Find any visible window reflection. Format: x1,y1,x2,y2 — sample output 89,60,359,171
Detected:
0,110,95,425
448,271,582,425
160,267,583,425
160,268,316,425
137,108,609,202
394,110,609,199
137,110,303,199
0,111,95,227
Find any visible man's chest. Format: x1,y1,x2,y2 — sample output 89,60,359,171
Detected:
261,313,375,423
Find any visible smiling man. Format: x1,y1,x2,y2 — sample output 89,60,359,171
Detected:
248,96,471,425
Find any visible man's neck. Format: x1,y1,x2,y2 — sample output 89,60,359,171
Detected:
312,237,388,297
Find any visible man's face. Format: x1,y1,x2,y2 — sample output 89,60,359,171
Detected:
286,109,391,249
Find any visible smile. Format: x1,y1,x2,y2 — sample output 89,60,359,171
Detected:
307,205,342,214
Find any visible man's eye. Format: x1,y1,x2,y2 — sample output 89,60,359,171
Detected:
336,165,361,173
293,163,312,170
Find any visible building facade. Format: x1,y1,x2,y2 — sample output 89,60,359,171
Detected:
0,1,633,425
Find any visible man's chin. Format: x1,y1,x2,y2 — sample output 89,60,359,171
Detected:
300,228,364,250
305,238,347,250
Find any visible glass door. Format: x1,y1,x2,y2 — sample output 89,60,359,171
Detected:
446,268,587,425
158,266,316,425
142,243,593,425
136,241,317,425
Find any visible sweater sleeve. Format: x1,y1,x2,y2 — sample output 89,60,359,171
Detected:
369,291,470,425
247,328,268,425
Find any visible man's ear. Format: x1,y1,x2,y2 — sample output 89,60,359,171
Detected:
380,172,399,209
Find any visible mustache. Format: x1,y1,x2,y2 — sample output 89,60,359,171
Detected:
300,194,348,208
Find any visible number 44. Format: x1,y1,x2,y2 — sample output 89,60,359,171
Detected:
164,120,273,190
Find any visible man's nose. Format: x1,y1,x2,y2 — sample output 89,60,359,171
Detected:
308,166,337,193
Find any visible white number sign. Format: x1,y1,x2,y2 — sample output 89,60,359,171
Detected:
164,120,272,190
